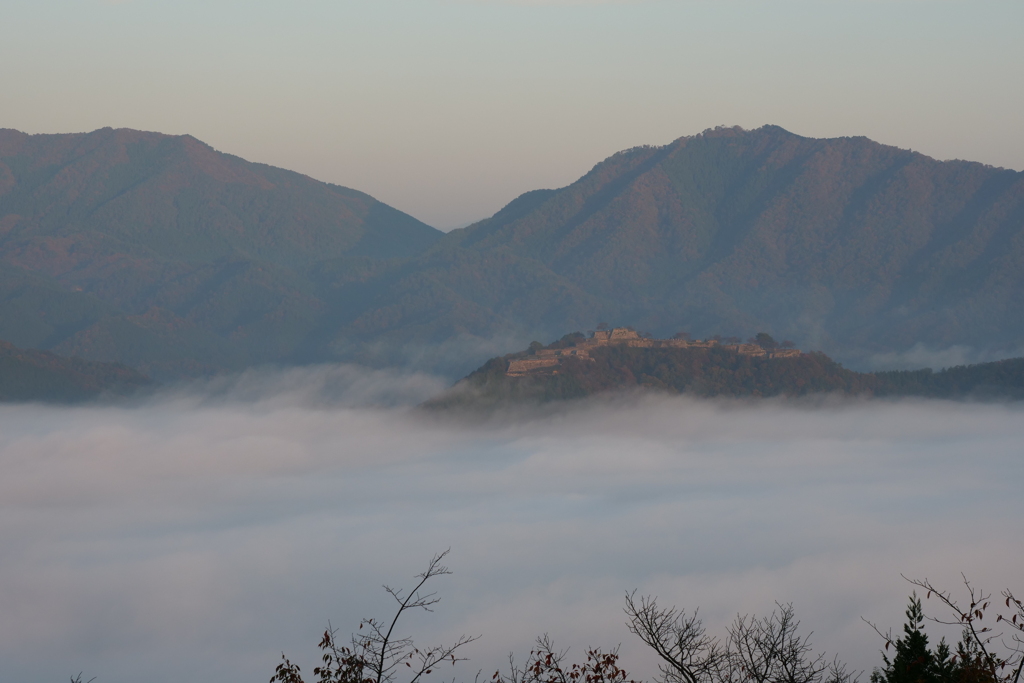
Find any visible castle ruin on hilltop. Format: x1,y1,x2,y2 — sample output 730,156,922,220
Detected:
506,328,801,376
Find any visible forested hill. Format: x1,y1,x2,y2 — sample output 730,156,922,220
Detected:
0,127,442,378
3,125,1024,378
352,125,1024,369
0,338,152,402
426,335,1024,408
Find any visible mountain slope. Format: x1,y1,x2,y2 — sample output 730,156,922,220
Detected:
0,338,151,402
0,127,443,376
336,126,1024,365
3,125,1023,378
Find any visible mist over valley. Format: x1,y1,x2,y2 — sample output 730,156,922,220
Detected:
2,123,1023,682
2,370,1022,683
4,1,1024,681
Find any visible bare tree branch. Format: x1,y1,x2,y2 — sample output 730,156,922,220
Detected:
273,550,478,683
897,575,1024,683
625,591,726,683
626,594,856,683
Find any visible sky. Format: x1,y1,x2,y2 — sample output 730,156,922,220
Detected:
2,0,1023,229
1,368,1023,683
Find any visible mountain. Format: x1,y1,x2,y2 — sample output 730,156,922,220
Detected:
0,337,151,402
425,330,1024,409
330,125,1024,368
0,127,442,377
3,125,1023,378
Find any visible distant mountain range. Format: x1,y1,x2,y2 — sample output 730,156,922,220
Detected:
2,125,1022,378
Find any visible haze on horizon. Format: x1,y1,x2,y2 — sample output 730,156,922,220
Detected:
2,0,1023,229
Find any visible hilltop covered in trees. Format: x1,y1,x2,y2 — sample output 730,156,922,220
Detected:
426,329,1024,409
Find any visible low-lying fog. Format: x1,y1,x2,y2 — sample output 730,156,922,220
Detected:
2,365,1022,683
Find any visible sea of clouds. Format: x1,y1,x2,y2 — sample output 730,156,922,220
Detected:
1,364,1022,683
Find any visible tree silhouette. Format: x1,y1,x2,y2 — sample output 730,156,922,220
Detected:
271,550,478,683
752,333,779,351
493,634,638,683
866,577,1024,683
869,594,947,683
624,592,855,683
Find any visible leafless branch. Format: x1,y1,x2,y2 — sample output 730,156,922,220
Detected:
624,591,725,683
626,594,856,683
901,575,1024,683
355,550,479,683
723,604,830,683
273,550,478,683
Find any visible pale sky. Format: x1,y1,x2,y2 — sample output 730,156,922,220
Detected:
2,0,1022,229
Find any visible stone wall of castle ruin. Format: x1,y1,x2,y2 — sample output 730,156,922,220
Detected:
727,343,768,357
505,328,802,376
506,358,560,375
609,328,640,341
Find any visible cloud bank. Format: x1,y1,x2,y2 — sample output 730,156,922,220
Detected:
1,369,1021,683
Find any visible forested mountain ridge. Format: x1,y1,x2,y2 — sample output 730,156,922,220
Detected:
0,127,443,376
347,125,1024,367
2,125,1023,378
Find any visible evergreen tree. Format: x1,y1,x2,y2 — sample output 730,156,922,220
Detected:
872,594,952,683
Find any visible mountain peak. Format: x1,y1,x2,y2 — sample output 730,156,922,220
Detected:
3,126,1023,378
0,128,443,377
698,124,751,138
